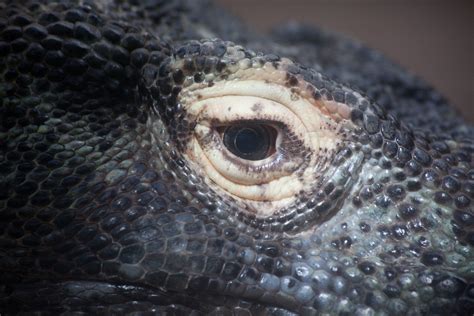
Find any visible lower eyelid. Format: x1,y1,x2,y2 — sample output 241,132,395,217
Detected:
220,150,296,177
187,134,304,199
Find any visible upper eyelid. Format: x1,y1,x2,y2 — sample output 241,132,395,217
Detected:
193,97,309,140
214,120,287,130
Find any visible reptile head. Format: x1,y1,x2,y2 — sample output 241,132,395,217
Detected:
1,1,473,315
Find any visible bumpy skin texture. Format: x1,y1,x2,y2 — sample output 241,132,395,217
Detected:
0,1,473,315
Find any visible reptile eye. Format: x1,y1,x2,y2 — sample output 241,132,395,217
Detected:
222,124,277,161
178,64,351,215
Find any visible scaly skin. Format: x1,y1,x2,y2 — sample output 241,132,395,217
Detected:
0,1,473,315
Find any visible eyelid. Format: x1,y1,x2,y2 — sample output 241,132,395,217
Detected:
179,76,348,212
190,94,316,150
191,95,306,131
182,79,345,152
189,137,306,202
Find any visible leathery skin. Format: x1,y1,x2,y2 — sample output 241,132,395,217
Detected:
0,1,473,315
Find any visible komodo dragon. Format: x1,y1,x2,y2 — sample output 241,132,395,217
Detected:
0,0,473,315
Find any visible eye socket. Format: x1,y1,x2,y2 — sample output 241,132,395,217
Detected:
222,124,277,161
183,93,312,201
180,78,346,212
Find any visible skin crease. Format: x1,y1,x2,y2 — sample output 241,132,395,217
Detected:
0,0,473,315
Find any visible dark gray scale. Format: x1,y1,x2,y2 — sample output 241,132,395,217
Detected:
0,0,473,315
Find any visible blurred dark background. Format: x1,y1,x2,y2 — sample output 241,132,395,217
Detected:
215,0,473,122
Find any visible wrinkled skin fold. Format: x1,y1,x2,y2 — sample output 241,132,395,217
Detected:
0,0,473,315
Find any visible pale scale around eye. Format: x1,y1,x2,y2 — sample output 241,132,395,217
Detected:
179,75,350,216
190,95,306,186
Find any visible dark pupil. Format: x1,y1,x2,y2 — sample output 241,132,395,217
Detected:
223,124,273,161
